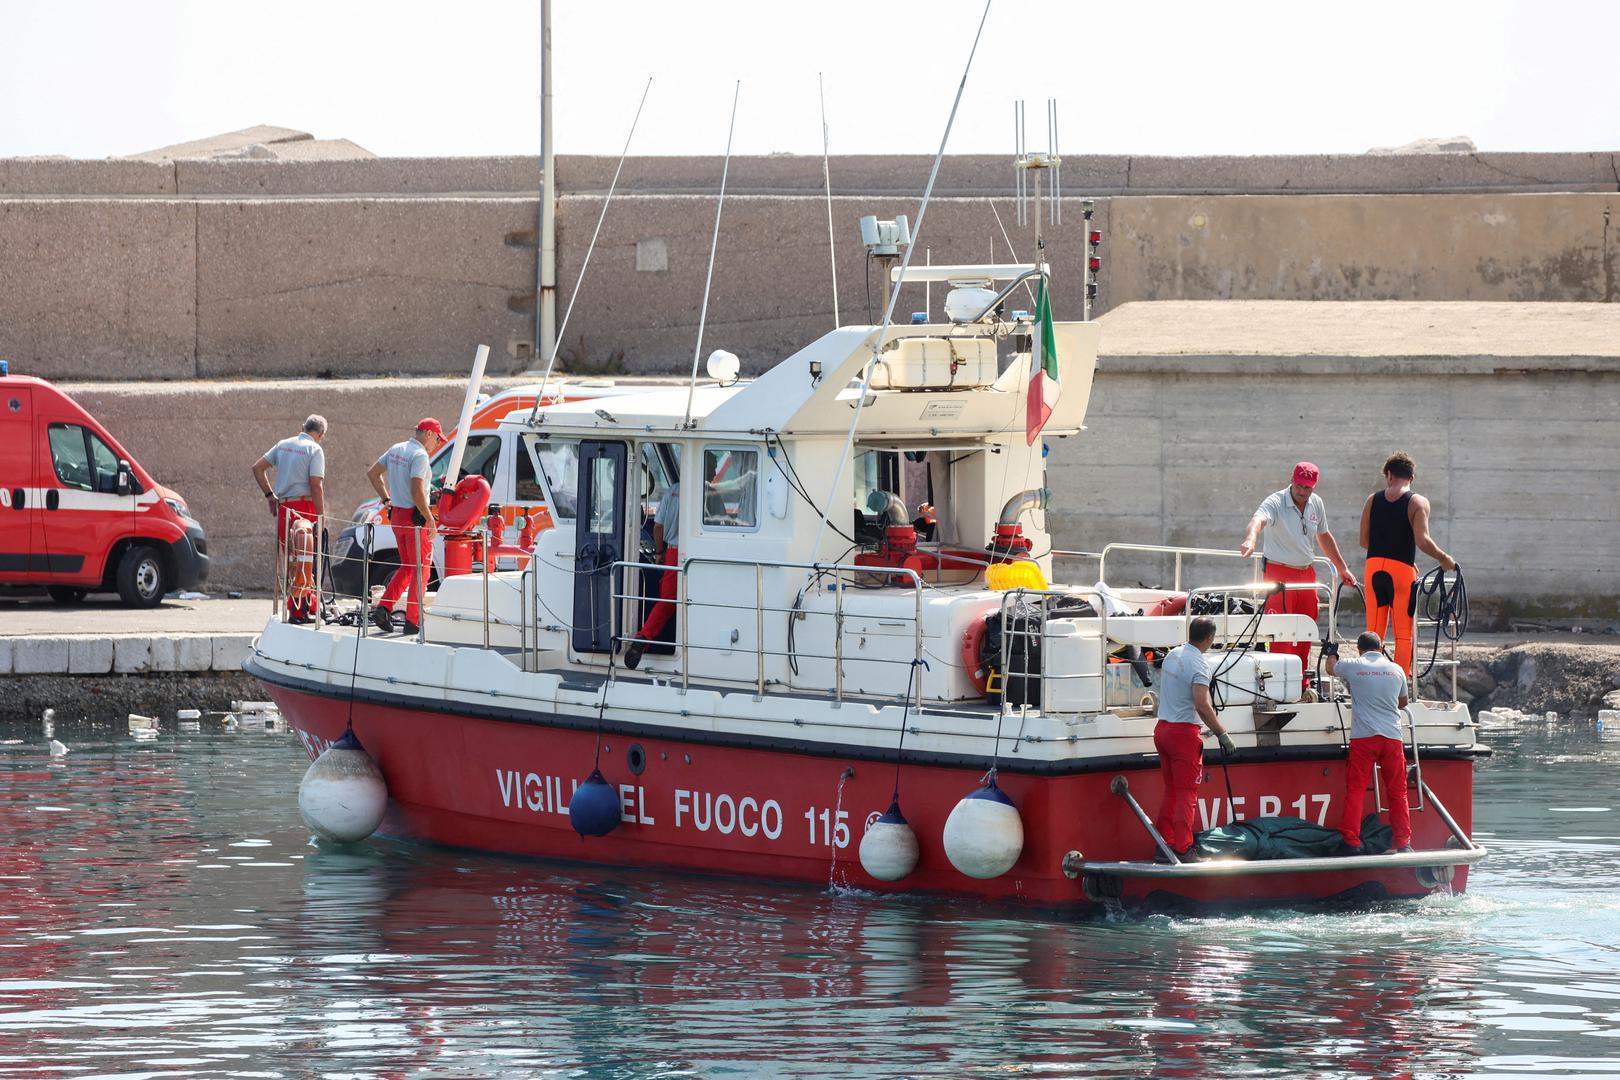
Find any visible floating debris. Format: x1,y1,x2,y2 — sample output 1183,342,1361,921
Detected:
48,740,69,758
176,709,202,721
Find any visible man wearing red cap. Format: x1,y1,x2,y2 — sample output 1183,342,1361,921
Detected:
1239,462,1358,678
366,418,445,635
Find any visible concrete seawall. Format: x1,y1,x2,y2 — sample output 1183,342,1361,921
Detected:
4,152,1619,378
43,300,1620,618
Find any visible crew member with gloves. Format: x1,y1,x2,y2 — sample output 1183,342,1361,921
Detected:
252,414,327,624
1358,451,1456,677
1154,616,1237,862
1324,631,1413,854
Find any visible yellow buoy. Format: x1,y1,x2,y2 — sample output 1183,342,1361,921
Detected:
985,560,1049,591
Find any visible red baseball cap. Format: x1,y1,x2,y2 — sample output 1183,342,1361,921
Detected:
1292,461,1320,487
416,418,444,437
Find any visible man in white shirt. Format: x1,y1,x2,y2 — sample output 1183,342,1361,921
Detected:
252,415,327,623
1238,461,1358,678
1154,616,1237,861
1325,631,1413,853
365,418,444,635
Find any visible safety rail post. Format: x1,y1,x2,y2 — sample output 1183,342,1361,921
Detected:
482,524,492,650
1110,775,1182,864
755,562,765,699
359,524,371,639
833,564,845,706
679,555,690,694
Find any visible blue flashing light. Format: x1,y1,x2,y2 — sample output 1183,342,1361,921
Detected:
1042,441,1050,458
1012,310,1030,320
0,359,9,376
910,312,928,324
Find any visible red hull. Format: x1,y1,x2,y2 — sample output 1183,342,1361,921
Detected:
268,683,1475,908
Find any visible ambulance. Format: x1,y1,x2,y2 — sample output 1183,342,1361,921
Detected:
0,363,209,606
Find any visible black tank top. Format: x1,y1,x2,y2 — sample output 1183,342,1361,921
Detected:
1367,491,1416,564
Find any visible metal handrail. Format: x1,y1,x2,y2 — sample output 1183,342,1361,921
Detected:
609,555,927,706
993,585,1110,722
1098,542,1264,593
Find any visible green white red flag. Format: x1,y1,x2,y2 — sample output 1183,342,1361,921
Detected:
1025,278,1060,445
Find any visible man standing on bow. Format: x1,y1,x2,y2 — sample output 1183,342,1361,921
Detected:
365,418,444,636
1359,451,1457,677
1324,631,1413,854
1238,462,1358,676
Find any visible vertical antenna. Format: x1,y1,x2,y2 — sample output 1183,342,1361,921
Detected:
682,81,741,430
535,0,556,369
529,78,653,424
1013,97,1062,261
820,73,840,329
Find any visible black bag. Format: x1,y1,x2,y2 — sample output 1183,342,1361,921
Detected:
1189,592,1258,615
979,596,1098,705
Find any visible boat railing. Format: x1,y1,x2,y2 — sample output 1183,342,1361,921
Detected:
1097,542,1264,594
993,585,1110,720
608,556,927,708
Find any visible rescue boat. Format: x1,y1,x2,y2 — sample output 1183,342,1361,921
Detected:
248,253,1487,910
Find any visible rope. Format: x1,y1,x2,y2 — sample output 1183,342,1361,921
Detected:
1414,564,1468,679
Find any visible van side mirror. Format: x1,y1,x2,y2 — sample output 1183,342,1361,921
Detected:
116,461,132,496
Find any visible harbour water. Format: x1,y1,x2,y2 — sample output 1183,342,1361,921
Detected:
1,714,1617,1078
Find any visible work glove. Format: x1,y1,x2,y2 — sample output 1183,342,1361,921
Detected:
1217,732,1236,754
1319,639,1339,658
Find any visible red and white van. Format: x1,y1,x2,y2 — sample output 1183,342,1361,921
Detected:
0,365,209,606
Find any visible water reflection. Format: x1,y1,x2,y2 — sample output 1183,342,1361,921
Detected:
0,719,1616,1077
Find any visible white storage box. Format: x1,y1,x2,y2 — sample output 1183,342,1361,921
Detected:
1204,651,1303,705
869,337,997,390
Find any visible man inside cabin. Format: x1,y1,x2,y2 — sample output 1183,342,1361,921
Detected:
1359,451,1457,678
252,414,327,624
1154,616,1237,862
623,477,680,670
1323,631,1414,854
1237,462,1358,679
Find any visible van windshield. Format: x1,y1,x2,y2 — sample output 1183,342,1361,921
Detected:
430,435,500,490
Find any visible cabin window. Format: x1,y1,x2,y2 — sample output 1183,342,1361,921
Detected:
521,434,578,520
701,446,758,529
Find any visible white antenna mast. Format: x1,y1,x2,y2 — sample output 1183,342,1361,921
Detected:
807,0,994,562
820,72,840,329
1013,98,1062,258
681,81,742,430
529,78,653,424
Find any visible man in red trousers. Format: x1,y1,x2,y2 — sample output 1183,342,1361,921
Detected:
1325,631,1414,854
1154,616,1237,862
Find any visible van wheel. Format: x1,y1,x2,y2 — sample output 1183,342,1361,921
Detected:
116,545,168,607
46,586,88,604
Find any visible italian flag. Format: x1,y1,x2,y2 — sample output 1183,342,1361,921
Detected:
1025,278,1060,445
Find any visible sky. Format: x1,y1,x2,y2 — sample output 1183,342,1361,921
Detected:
1,0,1615,160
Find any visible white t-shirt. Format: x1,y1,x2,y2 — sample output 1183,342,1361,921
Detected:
654,483,681,547
1334,652,1408,741
378,439,431,507
1255,488,1328,569
1159,643,1211,726
264,433,325,499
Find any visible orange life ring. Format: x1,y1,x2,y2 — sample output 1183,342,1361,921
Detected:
1147,593,1188,617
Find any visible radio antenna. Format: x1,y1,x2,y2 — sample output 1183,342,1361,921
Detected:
530,77,653,424
807,0,994,561
820,73,840,329
1013,97,1062,255
682,80,741,430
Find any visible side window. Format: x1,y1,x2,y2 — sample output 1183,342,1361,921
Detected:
702,446,759,529
431,434,499,488
521,435,577,520
47,424,92,491
88,431,120,494
514,437,543,502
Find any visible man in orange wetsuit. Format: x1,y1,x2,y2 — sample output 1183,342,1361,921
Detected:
1153,616,1236,862
1358,451,1456,677
1238,462,1358,678
365,418,445,636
